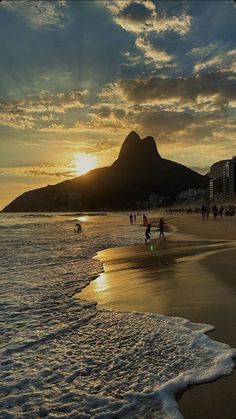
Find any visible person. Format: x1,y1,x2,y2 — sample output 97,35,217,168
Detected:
129,214,133,224
74,223,82,233
201,203,207,220
206,203,210,220
133,214,136,223
212,205,218,220
219,205,224,218
145,223,151,244
143,214,148,227
157,218,165,239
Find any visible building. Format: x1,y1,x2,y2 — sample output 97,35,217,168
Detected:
223,157,236,198
136,200,149,209
149,194,159,207
148,194,166,208
195,188,209,200
209,177,223,200
176,188,208,202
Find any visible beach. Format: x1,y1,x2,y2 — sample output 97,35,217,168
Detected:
80,213,236,418
1,212,235,418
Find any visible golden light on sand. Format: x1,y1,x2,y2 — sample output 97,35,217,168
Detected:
74,153,97,175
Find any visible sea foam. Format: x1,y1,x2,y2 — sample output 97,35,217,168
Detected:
0,212,235,418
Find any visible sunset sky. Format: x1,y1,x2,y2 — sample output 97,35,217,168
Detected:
1,0,236,209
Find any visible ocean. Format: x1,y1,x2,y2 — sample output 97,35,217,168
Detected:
0,212,235,419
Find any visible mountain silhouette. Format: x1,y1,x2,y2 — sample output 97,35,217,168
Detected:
3,131,209,212
113,131,161,169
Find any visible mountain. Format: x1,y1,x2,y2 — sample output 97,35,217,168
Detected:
3,131,209,212
206,160,228,179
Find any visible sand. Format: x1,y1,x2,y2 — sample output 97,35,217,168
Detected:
80,213,236,419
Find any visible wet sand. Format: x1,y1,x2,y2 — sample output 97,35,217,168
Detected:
80,214,236,418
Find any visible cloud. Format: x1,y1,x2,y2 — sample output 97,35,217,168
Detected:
103,0,155,15
116,73,236,111
103,0,191,36
1,0,69,30
0,111,36,130
114,2,155,33
0,90,88,130
188,43,219,57
84,73,236,162
152,14,192,36
0,163,76,179
135,37,173,66
227,49,236,57
193,57,222,74
190,46,236,75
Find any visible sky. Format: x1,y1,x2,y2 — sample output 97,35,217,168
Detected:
1,0,236,209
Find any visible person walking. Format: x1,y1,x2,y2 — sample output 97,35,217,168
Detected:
201,203,207,220
219,205,224,218
157,218,165,239
212,205,218,220
145,223,151,244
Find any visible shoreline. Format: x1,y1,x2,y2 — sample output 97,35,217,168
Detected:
80,214,236,418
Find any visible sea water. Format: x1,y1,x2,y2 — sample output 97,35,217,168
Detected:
0,212,235,418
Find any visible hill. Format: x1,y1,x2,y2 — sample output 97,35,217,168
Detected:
3,131,209,212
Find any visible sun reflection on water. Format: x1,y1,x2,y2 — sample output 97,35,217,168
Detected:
94,272,109,292
77,216,89,222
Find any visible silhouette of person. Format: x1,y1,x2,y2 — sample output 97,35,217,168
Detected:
143,214,148,227
133,214,136,223
145,223,151,244
157,218,165,239
201,203,207,220
219,205,224,218
212,205,218,220
74,223,82,233
206,203,210,220
129,214,133,224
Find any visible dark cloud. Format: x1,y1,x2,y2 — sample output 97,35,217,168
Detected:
119,73,236,105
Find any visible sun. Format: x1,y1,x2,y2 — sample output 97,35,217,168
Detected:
74,153,97,175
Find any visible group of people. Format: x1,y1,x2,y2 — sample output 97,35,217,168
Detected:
128,213,166,244
201,204,225,220
145,218,166,244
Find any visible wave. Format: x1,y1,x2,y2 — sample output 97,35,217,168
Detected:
0,212,235,418
0,310,235,418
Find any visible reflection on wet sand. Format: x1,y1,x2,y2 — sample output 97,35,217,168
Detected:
80,239,235,319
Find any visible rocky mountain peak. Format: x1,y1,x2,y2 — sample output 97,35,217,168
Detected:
114,131,161,168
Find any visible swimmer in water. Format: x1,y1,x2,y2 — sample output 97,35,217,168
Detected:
74,223,82,233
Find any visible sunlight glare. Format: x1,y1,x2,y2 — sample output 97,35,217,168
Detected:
74,153,97,175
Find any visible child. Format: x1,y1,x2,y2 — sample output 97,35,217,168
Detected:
145,223,151,244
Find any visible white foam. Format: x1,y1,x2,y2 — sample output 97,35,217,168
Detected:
0,212,235,418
